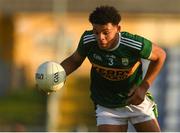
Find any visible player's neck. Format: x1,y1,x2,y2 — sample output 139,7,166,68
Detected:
107,33,120,51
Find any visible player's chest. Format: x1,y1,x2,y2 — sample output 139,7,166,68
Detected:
87,47,138,68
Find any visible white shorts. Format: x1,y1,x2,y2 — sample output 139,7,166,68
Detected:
96,96,156,126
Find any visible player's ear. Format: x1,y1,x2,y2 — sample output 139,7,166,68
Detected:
117,25,121,32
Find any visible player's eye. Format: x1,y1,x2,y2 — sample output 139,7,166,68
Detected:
103,31,110,35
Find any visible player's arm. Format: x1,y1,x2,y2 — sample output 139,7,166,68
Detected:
141,43,166,89
60,50,86,76
128,44,166,105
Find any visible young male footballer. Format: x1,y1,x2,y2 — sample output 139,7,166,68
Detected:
60,6,166,132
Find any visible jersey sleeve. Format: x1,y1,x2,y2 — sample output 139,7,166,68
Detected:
121,32,152,59
76,31,87,57
77,30,96,57
135,34,152,59
126,34,152,59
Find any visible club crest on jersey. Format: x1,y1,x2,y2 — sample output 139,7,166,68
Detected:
121,58,129,66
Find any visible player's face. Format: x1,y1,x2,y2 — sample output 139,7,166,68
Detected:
92,23,120,50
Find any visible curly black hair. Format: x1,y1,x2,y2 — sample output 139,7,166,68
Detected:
89,6,121,25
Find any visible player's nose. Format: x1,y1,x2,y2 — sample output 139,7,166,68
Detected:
97,33,105,41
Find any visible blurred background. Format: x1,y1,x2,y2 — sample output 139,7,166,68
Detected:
0,0,180,131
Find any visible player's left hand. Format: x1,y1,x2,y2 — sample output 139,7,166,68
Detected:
127,83,148,105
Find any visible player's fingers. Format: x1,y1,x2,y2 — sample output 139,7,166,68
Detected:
128,84,138,97
126,95,134,105
127,94,144,105
127,98,138,105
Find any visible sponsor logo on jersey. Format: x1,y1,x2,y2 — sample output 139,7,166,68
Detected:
93,54,102,61
92,61,140,81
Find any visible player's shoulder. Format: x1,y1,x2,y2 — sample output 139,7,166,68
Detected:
120,31,143,51
121,31,150,42
83,30,94,35
81,30,96,45
121,31,134,38
121,31,142,40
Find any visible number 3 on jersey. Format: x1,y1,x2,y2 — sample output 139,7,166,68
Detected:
108,58,114,66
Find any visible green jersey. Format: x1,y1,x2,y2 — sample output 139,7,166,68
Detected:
77,30,152,108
